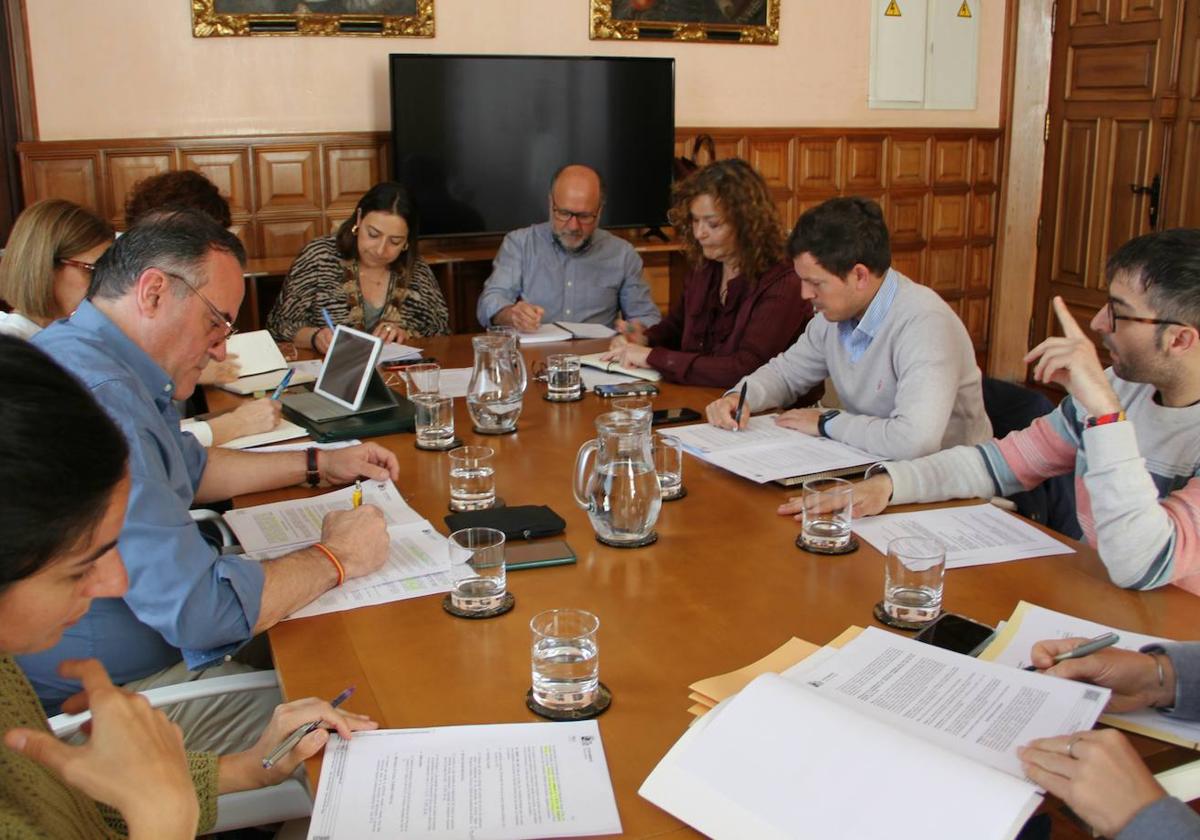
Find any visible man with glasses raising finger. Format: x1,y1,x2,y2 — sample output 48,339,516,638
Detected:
476,163,661,331
22,209,400,752
842,228,1200,596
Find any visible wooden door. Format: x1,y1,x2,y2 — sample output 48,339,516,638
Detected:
1161,1,1200,227
1033,0,1186,352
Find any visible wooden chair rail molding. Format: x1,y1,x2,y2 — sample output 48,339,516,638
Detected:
17,126,1001,357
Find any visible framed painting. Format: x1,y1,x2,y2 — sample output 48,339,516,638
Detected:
192,0,434,37
590,0,779,44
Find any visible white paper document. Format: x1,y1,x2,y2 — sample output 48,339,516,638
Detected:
378,341,424,362
437,367,473,398
308,721,622,839
667,416,876,483
853,503,1073,568
980,601,1200,749
555,320,616,339
219,419,309,450
517,324,574,344
641,628,1110,840
225,330,289,376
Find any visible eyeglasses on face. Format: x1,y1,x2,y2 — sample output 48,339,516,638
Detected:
155,267,238,340
57,257,96,272
552,206,599,225
1104,299,1186,331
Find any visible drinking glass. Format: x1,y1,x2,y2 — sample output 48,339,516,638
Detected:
448,527,507,613
612,396,653,425
545,353,583,401
405,363,440,397
530,609,600,710
884,537,946,625
413,392,455,449
800,477,853,551
448,445,495,511
654,433,684,500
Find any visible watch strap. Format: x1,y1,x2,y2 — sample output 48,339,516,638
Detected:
305,447,320,487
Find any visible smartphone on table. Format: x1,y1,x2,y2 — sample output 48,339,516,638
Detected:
651,407,702,426
595,382,660,398
505,540,577,571
913,613,996,656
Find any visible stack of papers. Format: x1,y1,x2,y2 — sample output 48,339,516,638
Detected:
217,331,317,395
309,721,622,839
378,341,423,363
667,416,874,484
641,626,1111,840
223,481,464,620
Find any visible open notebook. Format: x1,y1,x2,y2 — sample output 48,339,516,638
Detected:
215,331,315,395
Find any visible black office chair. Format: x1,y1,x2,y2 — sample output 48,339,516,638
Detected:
981,378,1083,540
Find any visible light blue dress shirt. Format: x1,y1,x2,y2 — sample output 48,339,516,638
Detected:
475,222,662,328
20,301,266,713
836,268,900,363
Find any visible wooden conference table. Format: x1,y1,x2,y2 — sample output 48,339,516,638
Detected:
224,334,1200,838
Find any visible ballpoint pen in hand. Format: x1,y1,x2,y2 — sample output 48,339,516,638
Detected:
261,685,355,769
271,368,295,400
1022,631,1120,671
733,382,748,430
320,307,337,332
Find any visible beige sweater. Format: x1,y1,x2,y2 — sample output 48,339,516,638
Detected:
0,656,217,838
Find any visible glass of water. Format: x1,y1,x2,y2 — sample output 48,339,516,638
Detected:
413,392,455,449
612,396,653,425
884,537,946,626
530,609,600,711
800,477,853,551
448,445,495,511
405,363,440,397
654,433,684,500
448,527,506,613
545,353,582,401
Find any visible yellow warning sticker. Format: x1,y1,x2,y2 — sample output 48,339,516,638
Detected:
957,1,972,17
884,0,902,16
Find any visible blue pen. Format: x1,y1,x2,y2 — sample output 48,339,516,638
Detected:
320,307,336,332
261,685,355,769
271,368,295,400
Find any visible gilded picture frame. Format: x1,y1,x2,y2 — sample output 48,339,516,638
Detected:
590,0,778,45
192,0,434,38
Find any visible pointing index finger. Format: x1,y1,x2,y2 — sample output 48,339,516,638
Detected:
1053,296,1086,339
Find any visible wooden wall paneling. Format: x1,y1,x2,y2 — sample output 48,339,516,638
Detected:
843,136,887,192
709,134,748,161
254,145,320,212
104,151,175,226
182,148,251,217
889,136,931,188
21,153,102,215
325,142,386,210
229,221,253,258
970,191,996,238
795,137,842,192
747,136,794,188
259,216,321,259
933,137,972,186
963,295,990,348
890,248,924,283
974,137,999,186
887,193,928,245
927,246,967,294
968,245,993,293
931,193,969,240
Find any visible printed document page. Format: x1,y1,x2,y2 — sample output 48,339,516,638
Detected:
853,503,1073,568
308,721,622,840
788,626,1109,778
979,601,1200,748
640,672,1042,840
378,342,423,362
668,415,799,453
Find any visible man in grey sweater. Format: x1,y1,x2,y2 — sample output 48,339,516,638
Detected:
1020,639,1200,839
706,197,991,480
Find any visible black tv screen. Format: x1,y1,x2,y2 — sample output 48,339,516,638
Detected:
389,54,675,238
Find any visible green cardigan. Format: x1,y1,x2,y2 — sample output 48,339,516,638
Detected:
0,656,217,838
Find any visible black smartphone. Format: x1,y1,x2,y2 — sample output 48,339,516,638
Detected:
505,540,577,570
379,356,436,370
914,613,995,656
595,382,660,397
652,407,702,426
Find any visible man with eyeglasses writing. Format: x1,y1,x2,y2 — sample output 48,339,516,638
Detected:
842,229,1200,596
22,210,400,751
476,163,662,331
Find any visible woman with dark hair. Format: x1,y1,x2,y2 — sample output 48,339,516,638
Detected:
0,336,376,838
267,181,450,352
603,158,812,388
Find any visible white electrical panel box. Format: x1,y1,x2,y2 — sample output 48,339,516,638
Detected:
869,0,980,111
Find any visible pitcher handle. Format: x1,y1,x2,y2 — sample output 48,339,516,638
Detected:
573,439,598,511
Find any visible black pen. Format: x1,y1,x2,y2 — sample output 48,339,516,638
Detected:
733,382,748,429
261,684,355,769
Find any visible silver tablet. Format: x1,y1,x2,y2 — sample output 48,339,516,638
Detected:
313,325,384,411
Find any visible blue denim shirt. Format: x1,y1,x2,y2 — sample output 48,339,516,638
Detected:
20,301,266,713
836,269,900,363
476,222,662,328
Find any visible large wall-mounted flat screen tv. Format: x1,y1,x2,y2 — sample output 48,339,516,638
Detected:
389,54,675,238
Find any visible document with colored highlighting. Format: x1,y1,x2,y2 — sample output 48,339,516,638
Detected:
308,721,622,839
979,601,1200,750
852,503,1073,568
668,416,876,484
642,627,1109,840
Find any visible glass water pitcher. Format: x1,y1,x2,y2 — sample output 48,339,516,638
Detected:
573,411,662,546
467,334,524,434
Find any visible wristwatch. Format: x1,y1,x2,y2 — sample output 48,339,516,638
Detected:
817,409,841,438
305,447,321,487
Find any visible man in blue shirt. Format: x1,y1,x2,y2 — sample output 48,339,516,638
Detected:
476,164,662,331
22,210,399,749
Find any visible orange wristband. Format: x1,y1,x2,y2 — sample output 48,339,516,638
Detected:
312,542,345,587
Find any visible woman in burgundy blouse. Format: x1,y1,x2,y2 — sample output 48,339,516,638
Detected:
603,158,813,388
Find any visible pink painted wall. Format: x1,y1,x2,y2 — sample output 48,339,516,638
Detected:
26,0,1005,140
